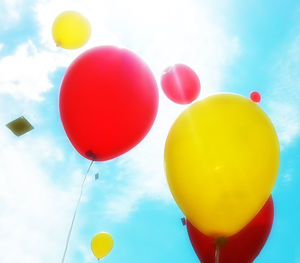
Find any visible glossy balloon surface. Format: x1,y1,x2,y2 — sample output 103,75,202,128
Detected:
161,64,200,104
91,232,113,259
165,94,279,236
60,46,159,161
52,11,91,49
250,91,261,103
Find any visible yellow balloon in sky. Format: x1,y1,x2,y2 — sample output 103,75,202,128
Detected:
91,232,113,260
52,11,91,49
164,93,280,237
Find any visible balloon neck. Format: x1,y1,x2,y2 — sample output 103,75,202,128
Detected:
85,150,98,161
215,245,220,263
214,237,226,263
214,237,227,248
181,218,186,226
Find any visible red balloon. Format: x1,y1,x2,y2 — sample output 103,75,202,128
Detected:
161,64,200,104
187,197,274,263
250,91,261,103
59,46,159,161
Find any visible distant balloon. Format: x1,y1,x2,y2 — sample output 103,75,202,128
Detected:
161,64,200,104
187,197,274,263
59,46,159,161
91,232,113,260
52,11,91,49
250,91,261,103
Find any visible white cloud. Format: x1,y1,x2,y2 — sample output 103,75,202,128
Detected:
0,0,26,30
34,0,239,94
269,101,300,146
267,35,300,147
283,173,292,183
1,0,240,102
0,40,71,101
34,0,123,50
0,0,124,102
0,125,85,262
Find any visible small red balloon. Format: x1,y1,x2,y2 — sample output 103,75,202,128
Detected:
59,46,159,161
161,64,200,104
187,197,274,263
250,91,261,103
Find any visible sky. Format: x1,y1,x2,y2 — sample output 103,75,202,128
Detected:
0,0,299,262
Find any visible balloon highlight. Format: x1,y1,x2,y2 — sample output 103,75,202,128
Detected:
161,64,200,104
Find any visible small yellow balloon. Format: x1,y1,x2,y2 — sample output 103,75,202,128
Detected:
91,232,113,260
164,93,280,237
52,11,91,49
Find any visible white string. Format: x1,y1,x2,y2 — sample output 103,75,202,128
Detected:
61,160,94,263
215,244,220,263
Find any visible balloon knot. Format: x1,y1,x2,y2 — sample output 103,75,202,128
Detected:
85,150,98,161
214,237,227,248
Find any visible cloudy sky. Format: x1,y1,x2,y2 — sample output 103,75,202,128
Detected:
0,0,299,262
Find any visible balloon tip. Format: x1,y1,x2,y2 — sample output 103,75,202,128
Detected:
181,218,186,226
85,150,98,160
214,237,227,248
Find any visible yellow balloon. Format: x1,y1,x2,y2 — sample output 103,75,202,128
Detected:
52,11,91,49
164,93,280,237
91,232,113,260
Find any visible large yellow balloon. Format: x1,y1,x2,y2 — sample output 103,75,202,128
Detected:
164,94,280,237
52,11,91,49
91,232,113,260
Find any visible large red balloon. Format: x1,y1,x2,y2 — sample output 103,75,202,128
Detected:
187,197,274,263
59,46,159,161
161,64,200,104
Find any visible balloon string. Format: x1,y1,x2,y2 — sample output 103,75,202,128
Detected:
215,244,220,263
61,160,94,263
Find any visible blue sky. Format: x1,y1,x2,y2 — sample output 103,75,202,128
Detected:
0,0,299,262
